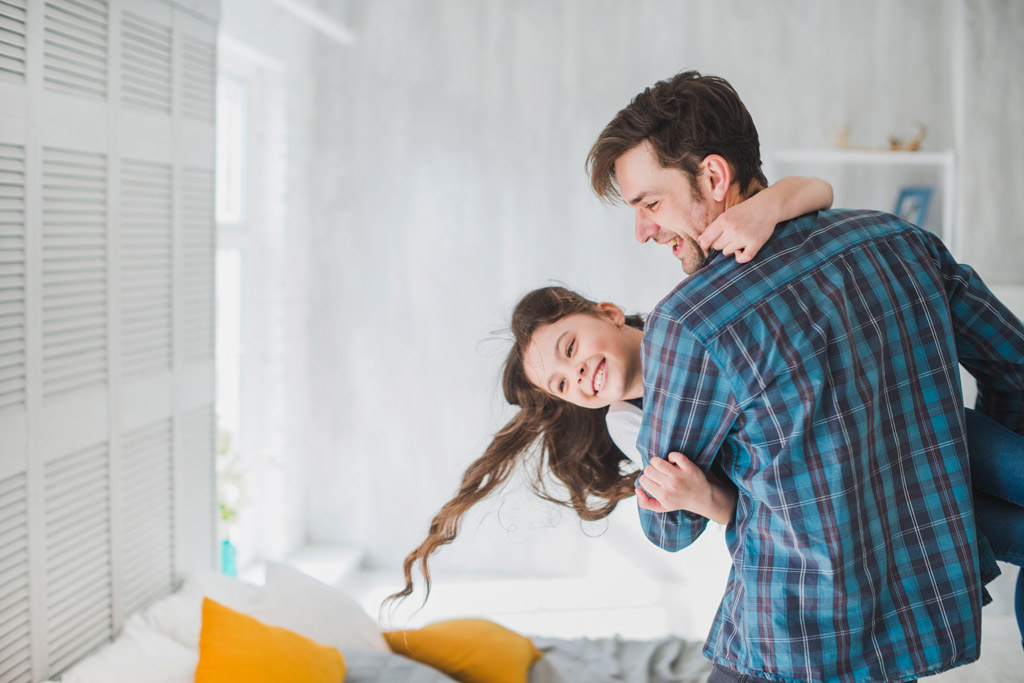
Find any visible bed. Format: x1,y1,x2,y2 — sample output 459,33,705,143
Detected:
49,561,1022,683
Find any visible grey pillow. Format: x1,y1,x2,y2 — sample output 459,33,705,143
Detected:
340,648,461,683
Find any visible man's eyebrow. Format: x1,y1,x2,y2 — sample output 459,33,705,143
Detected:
628,191,649,206
546,330,570,392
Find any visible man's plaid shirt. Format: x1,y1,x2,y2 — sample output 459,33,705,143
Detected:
637,209,1023,682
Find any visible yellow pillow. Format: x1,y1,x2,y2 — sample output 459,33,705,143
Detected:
383,618,542,683
195,597,346,683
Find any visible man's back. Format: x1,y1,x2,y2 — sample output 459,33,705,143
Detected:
638,209,1022,682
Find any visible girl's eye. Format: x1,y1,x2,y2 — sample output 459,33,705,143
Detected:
558,378,566,392
646,201,658,211
567,339,575,357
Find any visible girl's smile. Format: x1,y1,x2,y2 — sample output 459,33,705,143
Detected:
522,303,644,409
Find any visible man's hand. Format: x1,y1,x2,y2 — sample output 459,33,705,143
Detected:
636,452,737,524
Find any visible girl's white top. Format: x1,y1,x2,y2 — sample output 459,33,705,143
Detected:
605,400,643,465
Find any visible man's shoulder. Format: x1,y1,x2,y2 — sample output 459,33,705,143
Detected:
649,208,932,337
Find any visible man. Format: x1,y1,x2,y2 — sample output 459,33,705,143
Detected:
586,71,1024,682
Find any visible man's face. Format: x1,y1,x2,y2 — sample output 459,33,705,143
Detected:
614,141,719,274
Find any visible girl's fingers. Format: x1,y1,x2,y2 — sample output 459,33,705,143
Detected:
635,487,666,513
734,247,756,263
646,456,675,474
699,221,726,250
718,240,741,256
638,473,661,494
666,451,695,471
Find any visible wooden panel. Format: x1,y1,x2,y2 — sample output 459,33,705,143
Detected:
0,472,30,683
40,146,106,399
120,418,172,617
180,35,213,122
0,142,25,411
0,0,27,84
42,0,108,100
180,165,212,363
44,442,112,677
121,158,171,377
120,9,171,114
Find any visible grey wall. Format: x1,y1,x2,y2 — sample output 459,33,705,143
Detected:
960,0,1024,274
298,0,1024,572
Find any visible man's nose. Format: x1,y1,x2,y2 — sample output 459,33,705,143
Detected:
635,210,655,243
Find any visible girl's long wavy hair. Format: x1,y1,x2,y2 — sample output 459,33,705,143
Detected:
382,286,644,611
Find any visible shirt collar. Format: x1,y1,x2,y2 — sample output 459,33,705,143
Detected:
699,248,722,270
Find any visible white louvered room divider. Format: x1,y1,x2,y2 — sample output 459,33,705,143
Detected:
0,1,219,681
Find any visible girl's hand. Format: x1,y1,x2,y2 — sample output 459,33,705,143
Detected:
699,176,834,264
699,199,778,264
636,452,737,524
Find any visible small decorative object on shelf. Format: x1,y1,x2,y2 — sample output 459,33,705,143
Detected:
217,428,244,576
221,537,237,576
834,123,928,152
894,187,933,226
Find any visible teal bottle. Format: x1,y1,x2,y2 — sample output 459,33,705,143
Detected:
220,538,237,576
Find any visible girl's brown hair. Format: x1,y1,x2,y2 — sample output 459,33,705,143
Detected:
383,286,643,610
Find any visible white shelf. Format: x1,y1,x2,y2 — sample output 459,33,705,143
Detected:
768,148,958,256
773,148,954,167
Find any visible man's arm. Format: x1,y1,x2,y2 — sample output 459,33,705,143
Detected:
938,250,1024,434
637,314,742,551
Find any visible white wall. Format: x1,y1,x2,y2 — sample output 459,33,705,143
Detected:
288,0,1022,587
216,0,320,566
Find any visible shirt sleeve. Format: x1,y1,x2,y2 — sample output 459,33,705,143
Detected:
638,313,742,552
939,250,1024,435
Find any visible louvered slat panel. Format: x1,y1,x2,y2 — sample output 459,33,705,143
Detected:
42,0,108,99
181,167,213,362
0,0,27,83
0,144,25,411
41,147,106,398
0,473,30,683
120,10,170,113
181,35,214,122
178,405,214,573
121,159,170,377
120,418,173,616
44,444,112,677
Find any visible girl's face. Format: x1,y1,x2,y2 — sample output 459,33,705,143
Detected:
523,303,644,409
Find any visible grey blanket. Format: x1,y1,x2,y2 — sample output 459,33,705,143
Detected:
530,636,712,683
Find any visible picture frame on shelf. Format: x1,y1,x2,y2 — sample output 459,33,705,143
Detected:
894,186,932,226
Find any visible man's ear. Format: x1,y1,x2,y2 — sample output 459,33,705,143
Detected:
701,154,733,202
596,302,626,326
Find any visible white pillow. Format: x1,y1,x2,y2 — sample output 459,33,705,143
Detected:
59,621,197,683
138,566,389,654
264,561,389,652
138,571,265,650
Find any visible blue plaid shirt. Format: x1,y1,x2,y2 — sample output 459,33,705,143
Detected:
638,209,1024,683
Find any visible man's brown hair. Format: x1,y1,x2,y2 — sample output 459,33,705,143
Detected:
587,70,768,202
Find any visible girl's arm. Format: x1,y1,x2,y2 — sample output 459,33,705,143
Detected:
636,452,737,524
699,176,834,263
